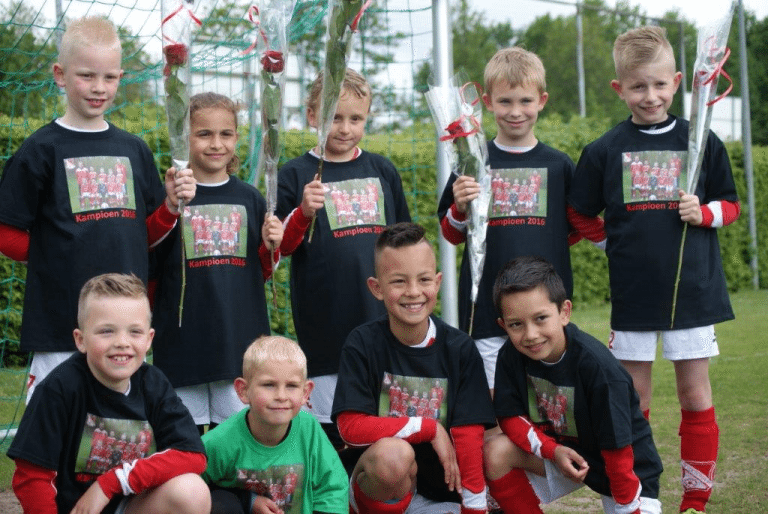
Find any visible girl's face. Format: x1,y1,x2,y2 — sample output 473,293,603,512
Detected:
189,107,239,183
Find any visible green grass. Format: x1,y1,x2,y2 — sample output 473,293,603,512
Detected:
0,290,765,513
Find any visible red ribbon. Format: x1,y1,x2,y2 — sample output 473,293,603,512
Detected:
161,2,202,46
702,47,733,107
350,0,373,32
438,82,483,142
242,5,269,56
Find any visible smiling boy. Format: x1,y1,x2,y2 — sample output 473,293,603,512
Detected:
201,336,348,514
332,222,496,514
484,256,662,514
8,273,209,514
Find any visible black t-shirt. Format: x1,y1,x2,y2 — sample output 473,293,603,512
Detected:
276,151,411,376
151,176,271,387
568,116,737,330
7,353,203,514
332,315,496,501
494,323,662,498
0,122,166,351
438,141,575,339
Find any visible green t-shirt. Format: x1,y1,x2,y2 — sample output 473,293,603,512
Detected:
202,409,348,514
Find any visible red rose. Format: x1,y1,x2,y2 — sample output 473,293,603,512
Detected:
445,120,464,136
261,50,284,73
163,44,188,76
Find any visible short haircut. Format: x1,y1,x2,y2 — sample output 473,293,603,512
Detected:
190,92,242,175
77,273,148,328
306,68,372,114
373,222,431,274
242,335,308,382
484,47,546,96
58,16,122,67
613,26,675,80
492,256,567,315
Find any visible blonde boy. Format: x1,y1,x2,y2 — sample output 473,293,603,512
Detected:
332,222,496,514
277,69,410,447
202,336,348,514
438,47,605,390
0,16,196,400
569,26,740,514
8,273,209,514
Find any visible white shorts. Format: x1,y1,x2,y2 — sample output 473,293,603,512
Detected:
527,460,662,514
174,380,245,425
609,326,718,362
302,374,337,424
27,351,76,404
475,336,505,389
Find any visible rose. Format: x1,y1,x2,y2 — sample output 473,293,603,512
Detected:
163,43,188,77
261,50,284,73
445,120,464,137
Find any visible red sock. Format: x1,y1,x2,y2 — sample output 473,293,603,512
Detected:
679,407,719,512
487,468,543,514
352,480,413,514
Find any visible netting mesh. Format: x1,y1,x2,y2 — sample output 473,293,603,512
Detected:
0,0,436,448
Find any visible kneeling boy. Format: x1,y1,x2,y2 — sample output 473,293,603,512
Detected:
484,256,663,514
202,335,348,514
333,222,496,514
8,273,209,514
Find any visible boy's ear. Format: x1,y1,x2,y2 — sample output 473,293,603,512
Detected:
367,276,383,301
434,271,443,290
610,79,623,98
559,299,572,326
538,92,549,110
496,317,505,330
234,377,250,405
73,328,87,354
306,107,318,129
53,63,65,88
303,379,314,405
482,93,492,110
672,71,683,92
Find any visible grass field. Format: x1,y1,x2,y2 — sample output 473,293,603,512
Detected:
0,289,765,513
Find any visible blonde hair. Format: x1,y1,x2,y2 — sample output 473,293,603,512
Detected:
190,92,242,175
242,336,308,381
58,16,122,67
613,26,675,80
306,68,372,114
484,47,546,96
77,273,148,328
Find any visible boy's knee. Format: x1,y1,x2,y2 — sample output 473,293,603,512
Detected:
483,434,510,477
161,473,212,514
367,438,416,482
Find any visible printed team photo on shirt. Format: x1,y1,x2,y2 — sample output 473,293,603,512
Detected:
75,414,155,476
622,151,687,203
380,372,447,424
489,168,547,218
182,204,247,258
526,375,577,439
236,464,304,514
323,177,385,230
65,156,135,213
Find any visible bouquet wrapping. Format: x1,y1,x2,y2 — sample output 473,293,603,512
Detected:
670,4,734,327
161,0,200,326
425,77,491,334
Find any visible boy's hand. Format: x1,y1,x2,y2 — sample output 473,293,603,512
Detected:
251,495,283,514
678,190,703,226
165,167,197,215
69,481,109,514
300,174,326,217
431,422,462,493
452,175,480,213
553,445,589,483
262,214,284,248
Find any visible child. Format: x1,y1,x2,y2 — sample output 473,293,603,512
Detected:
0,16,195,400
150,92,285,433
202,335,349,514
437,47,605,390
277,68,411,445
568,26,740,514
332,222,496,514
485,256,663,514
7,273,209,514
